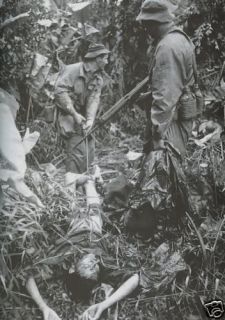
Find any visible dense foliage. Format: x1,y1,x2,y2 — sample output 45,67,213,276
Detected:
0,1,48,85
1,0,225,88
1,1,225,319
180,0,225,66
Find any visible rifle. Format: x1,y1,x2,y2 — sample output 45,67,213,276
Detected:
74,76,149,149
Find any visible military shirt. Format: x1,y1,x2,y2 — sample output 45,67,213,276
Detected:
149,27,195,145
55,62,103,135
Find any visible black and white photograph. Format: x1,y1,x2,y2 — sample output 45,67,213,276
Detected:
0,0,225,319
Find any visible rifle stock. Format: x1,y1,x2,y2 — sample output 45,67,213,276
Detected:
74,76,149,149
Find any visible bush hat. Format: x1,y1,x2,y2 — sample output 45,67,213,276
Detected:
136,0,177,23
84,43,110,59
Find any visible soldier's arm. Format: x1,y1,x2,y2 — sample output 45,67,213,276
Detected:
55,65,86,125
86,91,101,121
55,91,85,125
54,67,74,115
83,76,103,132
151,40,185,143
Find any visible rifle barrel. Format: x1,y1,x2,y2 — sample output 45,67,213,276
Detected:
101,76,148,122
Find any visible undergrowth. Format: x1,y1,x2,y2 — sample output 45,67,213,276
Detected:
1,133,225,320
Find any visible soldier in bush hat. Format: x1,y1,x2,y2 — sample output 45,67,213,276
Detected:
136,0,177,22
55,43,109,183
84,43,110,59
125,0,199,245
136,0,195,155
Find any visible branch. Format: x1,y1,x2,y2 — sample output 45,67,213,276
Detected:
0,11,30,30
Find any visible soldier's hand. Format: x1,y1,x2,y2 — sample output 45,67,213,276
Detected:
73,112,86,126
83,119,94,133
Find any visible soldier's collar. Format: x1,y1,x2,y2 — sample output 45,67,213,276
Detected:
157,22,176,42
79,62,87,78
82,61,99,76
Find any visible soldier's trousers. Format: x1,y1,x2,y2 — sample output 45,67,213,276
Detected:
64,133,95,174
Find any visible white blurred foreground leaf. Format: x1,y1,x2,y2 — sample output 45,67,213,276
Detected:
22,128,40,155
126,151,143,161
0,93,43,208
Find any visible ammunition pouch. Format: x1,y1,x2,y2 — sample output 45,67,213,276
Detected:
177,50,204,121
177,84,204,121
178,86,197,121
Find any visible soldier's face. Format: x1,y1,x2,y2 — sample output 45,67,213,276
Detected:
142,20,160,39
96,54,109,70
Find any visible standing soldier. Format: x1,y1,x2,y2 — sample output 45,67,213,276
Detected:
124,0,201,233
136,0,196,156
55,43,109,184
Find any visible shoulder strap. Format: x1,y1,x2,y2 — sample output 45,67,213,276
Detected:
168,28,199,84
168,27,191,43
149,29,199,86
147,44,157,81
192,52,198,84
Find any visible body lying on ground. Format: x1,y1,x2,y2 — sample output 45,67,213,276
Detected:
81,241,187,320
26,175,132,320
26,174,188,320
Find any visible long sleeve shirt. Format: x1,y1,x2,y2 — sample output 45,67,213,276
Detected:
55,62,103,135
149,27,195,141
